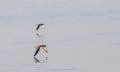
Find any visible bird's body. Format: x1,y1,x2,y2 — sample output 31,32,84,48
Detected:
34,45,48,56
36,24,45,31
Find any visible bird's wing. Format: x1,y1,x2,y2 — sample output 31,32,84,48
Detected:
42,47,48,53
36,25,40,31
34,47,40,56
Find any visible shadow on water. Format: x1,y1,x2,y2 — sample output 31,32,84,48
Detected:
33,56,48,63
33,56,40,63
36,33,43,39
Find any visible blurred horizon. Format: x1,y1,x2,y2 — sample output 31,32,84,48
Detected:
0,0,120,25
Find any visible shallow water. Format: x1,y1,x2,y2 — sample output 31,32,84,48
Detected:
0,0,120,72
0,23,120,72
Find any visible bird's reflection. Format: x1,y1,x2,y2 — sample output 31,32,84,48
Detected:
41,57,48,63
36,33,43,38
33,56,40,63
33,56,48,63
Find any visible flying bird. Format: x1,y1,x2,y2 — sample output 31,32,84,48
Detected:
36,24,45,31
34,45,48,56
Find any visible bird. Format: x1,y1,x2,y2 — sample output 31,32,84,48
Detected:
34,45,48,56
36,23,45,31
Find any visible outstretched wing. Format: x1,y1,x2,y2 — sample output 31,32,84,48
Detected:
34,47,40,56
36,25,40,31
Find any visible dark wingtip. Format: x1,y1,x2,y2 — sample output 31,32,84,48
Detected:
33,52,37,56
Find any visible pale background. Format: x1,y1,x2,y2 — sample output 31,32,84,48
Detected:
0,0,120,72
